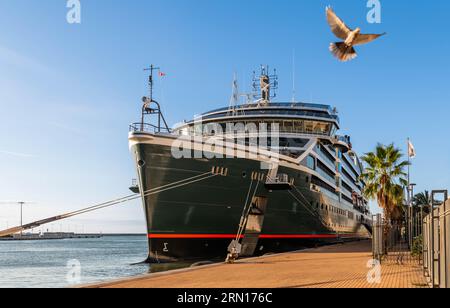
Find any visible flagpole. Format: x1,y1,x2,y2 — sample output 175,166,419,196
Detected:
407,137,411,248
407,137,411,192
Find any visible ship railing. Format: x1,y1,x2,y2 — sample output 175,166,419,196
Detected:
266,174,290,184
265,174,294,191
194,129,330,137
334,135,352,146
202,102,337,116
336,135,349,142
332,135,352,152
129,123,171,134
201,109,339,121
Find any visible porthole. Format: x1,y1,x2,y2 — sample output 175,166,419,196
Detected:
138,160,146,167
242,172,247,178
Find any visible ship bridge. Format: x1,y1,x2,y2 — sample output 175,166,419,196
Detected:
174,102,340,138
173,65,340,139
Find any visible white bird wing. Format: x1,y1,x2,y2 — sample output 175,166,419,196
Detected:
326,7,352,40
354,33,386,46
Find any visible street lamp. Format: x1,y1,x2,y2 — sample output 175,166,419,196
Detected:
405,184,417,247
0,201,35,236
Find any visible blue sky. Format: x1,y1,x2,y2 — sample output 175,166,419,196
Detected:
0,0,449,233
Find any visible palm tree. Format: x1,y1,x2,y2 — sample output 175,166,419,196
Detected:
360,144,409,223
412,191,430,206
412,191,432,214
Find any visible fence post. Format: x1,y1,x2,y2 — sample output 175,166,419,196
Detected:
372,214,383,263
441,199,449,288
429,213,434,284
430,190,448,288
422,215,428,277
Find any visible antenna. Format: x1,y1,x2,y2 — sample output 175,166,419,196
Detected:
140,65,170,133
228,73,239,116
143,64,160,103
292,49,296,103
252,65,278,106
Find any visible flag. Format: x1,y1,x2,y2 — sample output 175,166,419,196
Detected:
408,140,416,159
159,71,166,77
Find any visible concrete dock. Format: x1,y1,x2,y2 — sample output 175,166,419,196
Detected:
86,241,428,288
0,233,102,241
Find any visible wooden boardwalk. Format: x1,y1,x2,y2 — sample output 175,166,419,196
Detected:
86,241,428,289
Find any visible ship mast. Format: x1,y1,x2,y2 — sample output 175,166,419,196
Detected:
145,65,158,103
227,73,240,116
140,65,170,133
252,65,278,106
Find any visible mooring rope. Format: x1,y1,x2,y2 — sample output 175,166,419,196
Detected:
0,171,218,237
288,186,327,226
64,173,219,218
64,171,215,218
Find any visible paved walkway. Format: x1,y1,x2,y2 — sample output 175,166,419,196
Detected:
87,241,428,288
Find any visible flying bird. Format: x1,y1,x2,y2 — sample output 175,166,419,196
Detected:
326,6,386,62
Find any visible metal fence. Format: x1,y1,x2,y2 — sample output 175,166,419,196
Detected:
372,214,384,262
372,214,419,265
423,190,450,288
372,190,450,288
407,203,426,249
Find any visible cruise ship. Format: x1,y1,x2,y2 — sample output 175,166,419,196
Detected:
129,66,371,263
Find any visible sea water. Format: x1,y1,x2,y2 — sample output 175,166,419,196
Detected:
0,235,150,288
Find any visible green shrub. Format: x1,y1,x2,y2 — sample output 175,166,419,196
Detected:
411,235,423,257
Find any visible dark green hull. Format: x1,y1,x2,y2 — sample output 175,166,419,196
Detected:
131,136,369,263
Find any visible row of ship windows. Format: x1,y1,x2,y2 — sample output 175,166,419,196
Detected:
184,120,334,136
307,155,361,195
202,103,335,115
317,146,360,180
342,155,361,178
341,181,354,194
311,201,354,220
219,137,307,148
342,167,357,183
342,194,354,205
316,143,361,180
317,144,336,163
310,177,369,217
324,221,353,229
201,109,337,121
316,153,359,185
